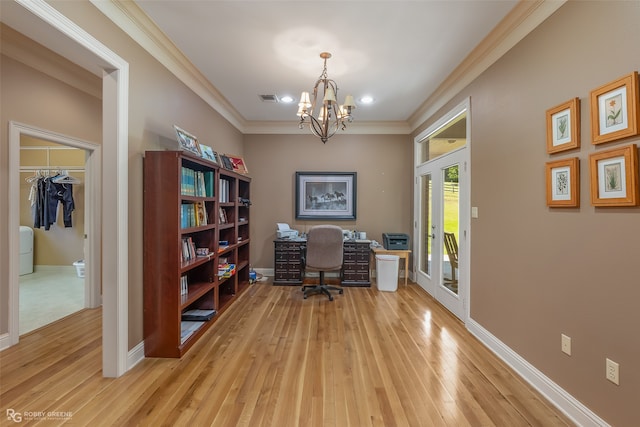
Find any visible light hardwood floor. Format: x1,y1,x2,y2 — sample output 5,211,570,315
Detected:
0,279,574,426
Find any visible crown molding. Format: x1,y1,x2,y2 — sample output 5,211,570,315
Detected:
90,0,248,132
243,120,412,136
408,0,566,132
93,0,564,136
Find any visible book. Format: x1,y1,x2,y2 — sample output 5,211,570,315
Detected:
182,309,216,321
180,320,204,343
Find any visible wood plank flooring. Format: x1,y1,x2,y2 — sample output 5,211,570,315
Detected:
0,279,575,426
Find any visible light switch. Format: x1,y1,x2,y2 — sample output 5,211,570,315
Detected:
471,207,478,218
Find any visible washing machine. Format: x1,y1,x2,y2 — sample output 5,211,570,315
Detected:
19,226,34,275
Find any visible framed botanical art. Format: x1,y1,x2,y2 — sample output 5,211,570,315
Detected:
295,172,357,220
546,98,580,154
589,144,639,206
590,71,639,145
173,125,201,156
546,157,580,207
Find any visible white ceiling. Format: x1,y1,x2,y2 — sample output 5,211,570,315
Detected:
135,0,518,126
137,0,517,125
1,0,565,134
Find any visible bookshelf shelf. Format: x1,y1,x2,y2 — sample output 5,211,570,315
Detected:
143,150,251,358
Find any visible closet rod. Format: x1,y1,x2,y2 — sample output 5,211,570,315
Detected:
20,166,85,172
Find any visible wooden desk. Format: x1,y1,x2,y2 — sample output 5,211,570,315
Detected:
371,247,412,286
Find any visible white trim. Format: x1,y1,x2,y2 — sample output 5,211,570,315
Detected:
127,340,146,371
467,318,609,427
408,1,566,131
12,0,130,377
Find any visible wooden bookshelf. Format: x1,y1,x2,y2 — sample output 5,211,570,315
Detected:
143,150,251,358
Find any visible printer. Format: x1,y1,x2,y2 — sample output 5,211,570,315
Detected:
276,223,299,239
382,233,410,250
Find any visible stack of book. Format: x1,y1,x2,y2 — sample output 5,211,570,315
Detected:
218,263,236,278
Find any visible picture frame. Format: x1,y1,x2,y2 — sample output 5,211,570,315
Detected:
590,71,639,145
295,172,357,220
218,154,234,171
546,98,580,154
589,143,639,206
546,157,580,207
198,144,218,164
225,154,249,174
173,125,201,156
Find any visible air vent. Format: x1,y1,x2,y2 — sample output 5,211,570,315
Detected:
259,94,279,103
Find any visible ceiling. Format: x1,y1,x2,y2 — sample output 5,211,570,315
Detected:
1,1,564,135
133,0,520,132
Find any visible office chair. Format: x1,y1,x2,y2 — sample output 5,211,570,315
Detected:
302,225,344,301
443,232,459,290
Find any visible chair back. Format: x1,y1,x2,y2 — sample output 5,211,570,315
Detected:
443,232,458,268
305,225,344,270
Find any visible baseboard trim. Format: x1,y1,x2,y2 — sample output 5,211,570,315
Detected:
466,318,609,427
0,333,10,351
127,340,145,370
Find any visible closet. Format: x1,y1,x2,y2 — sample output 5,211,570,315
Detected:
19,137,86,334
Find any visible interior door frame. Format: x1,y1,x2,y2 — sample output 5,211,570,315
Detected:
413,98,471,321
8,123,102,322
2,0,130,377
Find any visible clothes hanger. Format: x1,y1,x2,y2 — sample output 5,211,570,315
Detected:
51,169,82,184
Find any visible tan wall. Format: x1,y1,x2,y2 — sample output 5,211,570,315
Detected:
0,45,101,334
411,2,639,425
0,2,244,346
244,133,413,268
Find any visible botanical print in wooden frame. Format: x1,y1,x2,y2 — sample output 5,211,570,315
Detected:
546,98,580,154
546,157,579,207
589,144,639,206
590,71,639,145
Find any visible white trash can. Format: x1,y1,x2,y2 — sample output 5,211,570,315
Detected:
375,254,399,292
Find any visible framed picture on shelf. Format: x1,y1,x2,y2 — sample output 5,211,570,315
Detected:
199,144,218,164
546,157,579,207
219,154,234,171
589,144,639,206
225,154,249,174
590,71,639,145
295,171,357,220
173,125,201,156
546,98,580,154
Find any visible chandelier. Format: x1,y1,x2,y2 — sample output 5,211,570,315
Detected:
297,52,355,143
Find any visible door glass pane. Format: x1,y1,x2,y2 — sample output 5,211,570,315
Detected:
420,174,432,275
419,113,467,163
442,164,459,294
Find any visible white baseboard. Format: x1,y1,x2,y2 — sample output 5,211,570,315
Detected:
0,333,10,351
127,340,145,370
466,318,609,427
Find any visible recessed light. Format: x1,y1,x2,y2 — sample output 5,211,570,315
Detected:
359,96,374,104
280,95,294,103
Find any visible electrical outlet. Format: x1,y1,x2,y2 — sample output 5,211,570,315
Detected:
561,334,571,356
606,358,619,385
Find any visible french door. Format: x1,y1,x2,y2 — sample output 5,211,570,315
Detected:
413,102,469,321
415,150,467,319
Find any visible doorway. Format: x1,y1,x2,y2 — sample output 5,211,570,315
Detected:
2,0,129,377
414,101,470,320
18,136,95,335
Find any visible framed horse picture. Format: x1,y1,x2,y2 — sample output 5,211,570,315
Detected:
295,172,357,220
